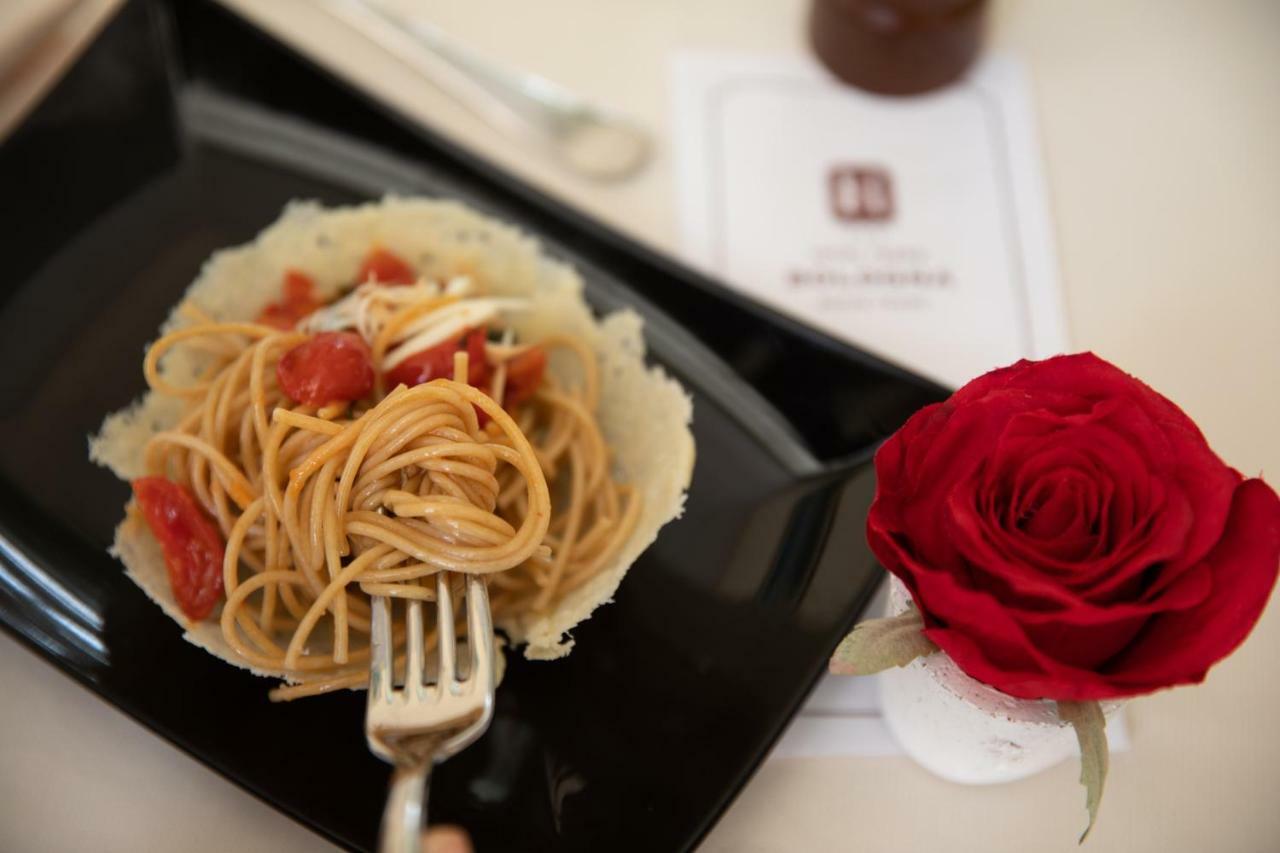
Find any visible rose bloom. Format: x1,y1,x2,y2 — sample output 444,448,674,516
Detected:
867,353,1280,701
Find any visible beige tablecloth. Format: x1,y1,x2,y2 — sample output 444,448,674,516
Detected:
1,1,1277,850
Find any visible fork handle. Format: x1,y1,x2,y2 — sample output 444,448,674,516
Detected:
379,761,432,853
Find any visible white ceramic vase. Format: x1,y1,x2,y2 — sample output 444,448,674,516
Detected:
879,578,1121,784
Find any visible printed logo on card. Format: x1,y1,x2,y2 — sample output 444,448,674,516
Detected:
828,165,894,223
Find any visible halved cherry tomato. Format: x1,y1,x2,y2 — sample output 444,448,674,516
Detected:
132,477,225,621
357,248,416,285
277,332,375,406
384,328,493,390
502,346,547,409
256,270,319,330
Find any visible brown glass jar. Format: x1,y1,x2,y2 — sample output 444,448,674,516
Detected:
810,0,987,96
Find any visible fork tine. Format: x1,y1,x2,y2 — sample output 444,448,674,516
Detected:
466,575,493,687
405,598,425,691
436,572,456,685
369,595,393,703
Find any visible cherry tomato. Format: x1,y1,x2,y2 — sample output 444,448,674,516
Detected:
277,332,375,406
132,477,225,621
357,248,416,285
502,346,547,409
256,270,319,330
384,328,493,389
464,327,490,385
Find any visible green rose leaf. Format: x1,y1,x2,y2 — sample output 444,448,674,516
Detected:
1058,700,1110,843
828,607,938,675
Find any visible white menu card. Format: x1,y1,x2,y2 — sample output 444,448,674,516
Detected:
672,51,1069,390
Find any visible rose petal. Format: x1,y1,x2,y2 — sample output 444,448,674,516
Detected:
992,354,1239,572
884,397,1044,570
984,404,1151,567
1074,479,1194,601
925,627,1120,701
1011,566,1212,671
945,480,1082,609
1021,473,1090,541
970,404,1201,603
872,529,1126,698
1103,479,1280,691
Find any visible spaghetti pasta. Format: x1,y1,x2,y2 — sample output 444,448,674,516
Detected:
132,270,642,700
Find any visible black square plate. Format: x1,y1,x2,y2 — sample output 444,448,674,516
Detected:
0,1,945,850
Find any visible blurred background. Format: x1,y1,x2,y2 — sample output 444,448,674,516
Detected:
0,1,1277,851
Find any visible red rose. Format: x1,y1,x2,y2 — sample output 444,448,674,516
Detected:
867,353,1280,701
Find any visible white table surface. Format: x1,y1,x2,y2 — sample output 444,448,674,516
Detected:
2,1,1278,851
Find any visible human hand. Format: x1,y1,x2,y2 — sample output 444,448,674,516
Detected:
423,825,473,853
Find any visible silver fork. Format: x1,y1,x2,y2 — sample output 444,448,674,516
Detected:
324,0,652,181
366,573,495,853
